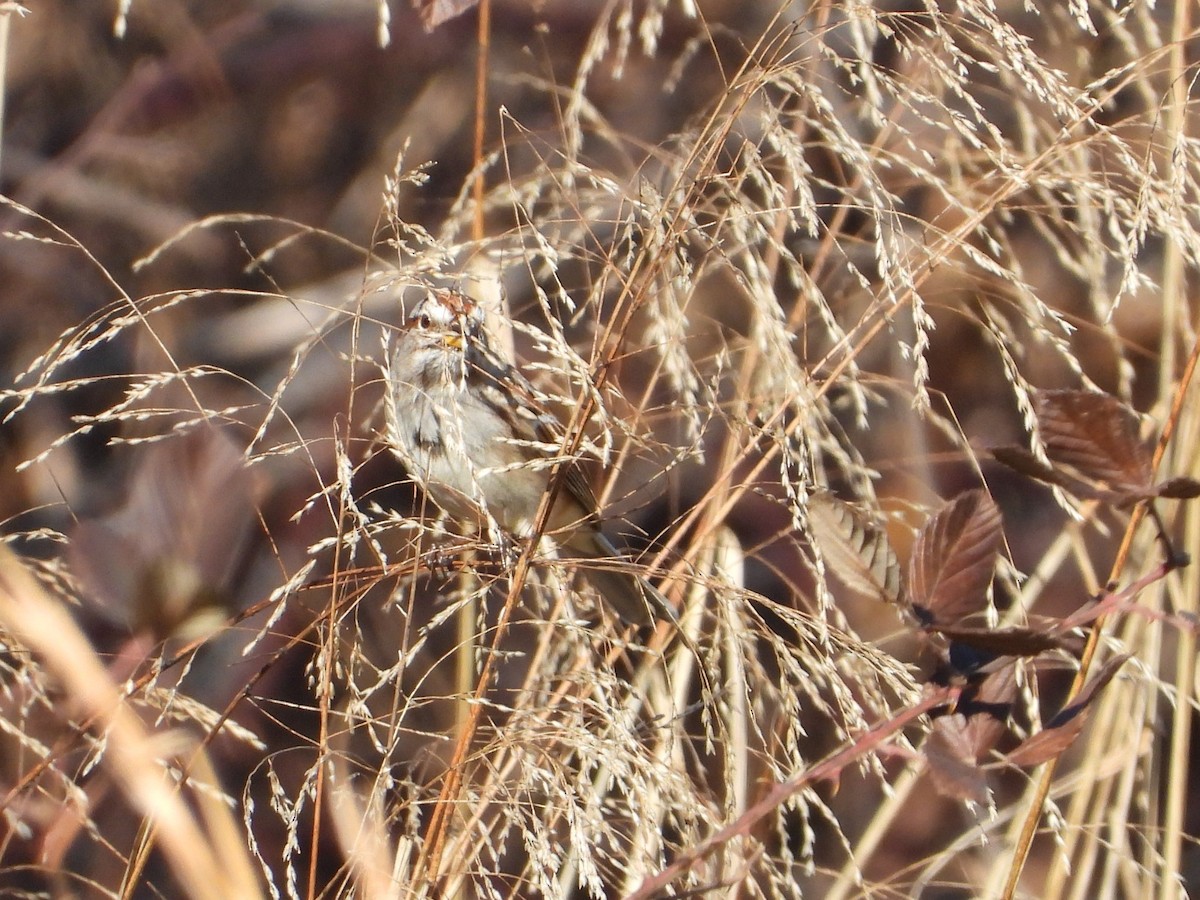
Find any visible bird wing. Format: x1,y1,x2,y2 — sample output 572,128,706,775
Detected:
466,339,603,527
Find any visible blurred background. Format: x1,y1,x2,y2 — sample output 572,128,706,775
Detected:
0,1,1195,897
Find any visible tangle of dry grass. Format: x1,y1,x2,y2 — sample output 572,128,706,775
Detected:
0,1,1198,898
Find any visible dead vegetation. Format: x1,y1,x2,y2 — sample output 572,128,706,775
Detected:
0,1,1198,897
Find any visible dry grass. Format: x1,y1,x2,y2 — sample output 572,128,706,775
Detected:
0,0,1197,897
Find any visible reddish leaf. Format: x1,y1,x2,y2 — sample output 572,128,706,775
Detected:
932,623,1081,658
808,493,901,602
906,490,1003,627
924,663,1018,803
1006,653,1130,767
996,396,1197,508
413,0,480,30
925,721,991,804
992,446,1127,503
1035,390,1152,493
1053,652,1131,720
70,428,258,639
959,662,1019,755
1154,477,1200,500
1004,713,1087,768
991,446,1060,483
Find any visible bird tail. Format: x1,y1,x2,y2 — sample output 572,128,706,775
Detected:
565,530,679,628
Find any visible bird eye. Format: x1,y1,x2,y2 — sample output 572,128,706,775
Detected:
418,314,431,329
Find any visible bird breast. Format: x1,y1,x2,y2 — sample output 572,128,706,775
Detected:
397,370,549,533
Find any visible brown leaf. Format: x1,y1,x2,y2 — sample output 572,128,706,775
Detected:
992,446,1126,503
925,720,991,804
958,662,1019,756
906,490,1003,627
991,446,1060,483
1035,390,1152,494
413,0,480,30
933,623,1080,658
1005,653,1130,768
1153,476,1200,500
807,492,901,602
70,428,258,639
1004,713,1086,768
995,394,1191,507
1055,652,1131,718
924,663,1018,803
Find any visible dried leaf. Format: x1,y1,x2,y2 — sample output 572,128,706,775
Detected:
991,446,1060,483
1035,390,1152,494
925,721,991,805
906,490,1003,627
71,428,258,639
995,392,1168,506
807,492,901,602
991,446,1120,501
413,0,479,30
1054,652,1131,719
958,662,1019,756
1003,713,1086,768
1153,477,1200,500
1005,653,1130,768
995,447,1200,508
934,623,1080,658
924,663,1017,803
